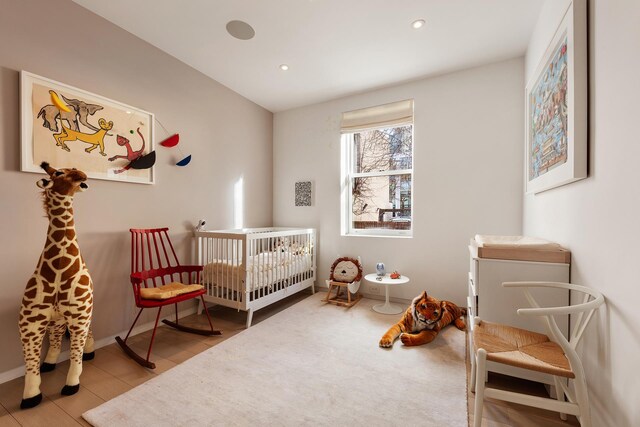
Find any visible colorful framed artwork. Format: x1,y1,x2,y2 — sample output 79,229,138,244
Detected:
525,0,587,194
21,71,155,184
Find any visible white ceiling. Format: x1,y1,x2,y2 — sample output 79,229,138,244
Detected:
73,0,545,112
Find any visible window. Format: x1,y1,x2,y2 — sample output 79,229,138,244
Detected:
341,100,414,237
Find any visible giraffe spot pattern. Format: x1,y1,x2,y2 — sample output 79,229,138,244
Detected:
50,208,66,216
61,258,80,280
23,288,37,300
51,218,66,228
44,245,61,259
61,278,73,292
42,279,55,294
20,188,93,403
51,230,66,241
26,314,47,322
67,244,79,257
56,256,74,270
77,294,91,303
25,277,37,290
40,262,57,283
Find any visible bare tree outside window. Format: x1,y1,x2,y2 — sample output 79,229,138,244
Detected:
348,125,413,231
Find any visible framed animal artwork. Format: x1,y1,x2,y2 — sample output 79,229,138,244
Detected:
20,71,155,184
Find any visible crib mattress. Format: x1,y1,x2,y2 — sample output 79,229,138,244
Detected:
202,252,313,291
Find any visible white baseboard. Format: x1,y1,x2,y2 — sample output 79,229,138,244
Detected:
317,286,410,306
0,366,25,386
360,292,384,301
360,293,410,305
0,306,197,385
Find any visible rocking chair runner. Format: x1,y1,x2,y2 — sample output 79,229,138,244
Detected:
116,228,221,369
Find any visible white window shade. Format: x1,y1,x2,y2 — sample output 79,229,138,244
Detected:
341,99,414,133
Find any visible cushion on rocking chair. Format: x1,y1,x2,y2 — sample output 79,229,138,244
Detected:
139,282,204,300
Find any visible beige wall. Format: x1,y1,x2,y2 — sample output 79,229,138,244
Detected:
273,58,525,305
524,1,639,425
0,0,273,376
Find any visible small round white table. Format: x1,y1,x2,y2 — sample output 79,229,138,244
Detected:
364,273,410,315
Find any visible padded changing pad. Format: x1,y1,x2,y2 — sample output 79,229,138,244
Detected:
471,235,570,264
475,235,562,250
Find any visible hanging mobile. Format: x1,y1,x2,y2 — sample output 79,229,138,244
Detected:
156,119,192,166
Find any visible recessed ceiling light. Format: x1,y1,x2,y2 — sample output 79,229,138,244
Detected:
226,20,255,40
412,19,426,29
279,64,289,71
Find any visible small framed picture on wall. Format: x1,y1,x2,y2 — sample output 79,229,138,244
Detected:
295,181,312,206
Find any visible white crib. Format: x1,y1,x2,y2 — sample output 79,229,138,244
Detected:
195,228,316,327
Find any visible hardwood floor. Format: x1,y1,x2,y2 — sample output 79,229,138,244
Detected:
0,291,581,426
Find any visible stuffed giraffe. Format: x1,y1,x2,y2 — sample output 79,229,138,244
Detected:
18,162,94,409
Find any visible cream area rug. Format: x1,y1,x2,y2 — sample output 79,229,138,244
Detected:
83,292,467,426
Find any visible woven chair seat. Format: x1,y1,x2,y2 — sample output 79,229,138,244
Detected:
139,282,204,300
473,320,574,378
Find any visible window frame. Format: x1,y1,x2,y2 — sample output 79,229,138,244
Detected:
341,124,414,238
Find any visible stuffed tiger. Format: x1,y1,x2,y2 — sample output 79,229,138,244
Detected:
379,291,467,348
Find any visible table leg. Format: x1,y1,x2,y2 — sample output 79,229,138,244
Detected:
372,283,403,315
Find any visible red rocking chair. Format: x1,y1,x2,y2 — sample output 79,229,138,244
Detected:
116,228,221,369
